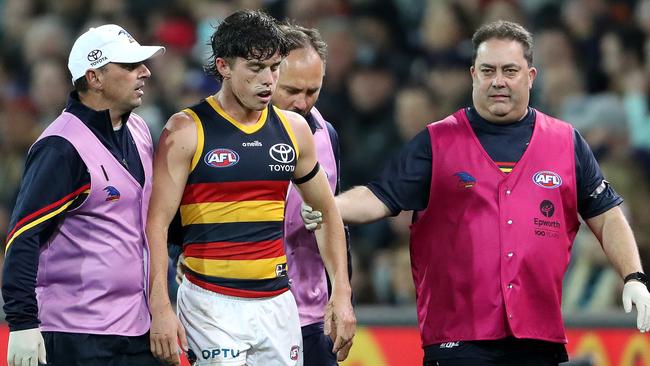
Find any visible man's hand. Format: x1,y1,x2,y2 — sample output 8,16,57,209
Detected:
300,202,323,231
7,328,47,366
622,281,650,332
324,291,356,361
150,304,188,365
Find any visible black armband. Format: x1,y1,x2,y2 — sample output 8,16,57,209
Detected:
292,162,320,185
588,180,609,199
624,272,648,286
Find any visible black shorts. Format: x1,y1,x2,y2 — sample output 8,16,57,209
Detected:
42,331,165,366
423,337,569,366
302,322,338,366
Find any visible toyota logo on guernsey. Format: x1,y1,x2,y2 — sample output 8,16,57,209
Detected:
204,148,239,168
269,143,295,163
268,144,295,172
533,170,562,189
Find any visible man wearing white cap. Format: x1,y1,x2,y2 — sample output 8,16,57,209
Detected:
2,24,165,366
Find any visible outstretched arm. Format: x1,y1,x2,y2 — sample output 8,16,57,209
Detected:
146,112,196,364
336,186,392,224
301,186,392,230
586,206,650,332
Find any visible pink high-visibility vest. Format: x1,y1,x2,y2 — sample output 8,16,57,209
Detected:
35,112,153,335
410,108,579,347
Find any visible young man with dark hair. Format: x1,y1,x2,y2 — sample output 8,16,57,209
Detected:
146,10,355,366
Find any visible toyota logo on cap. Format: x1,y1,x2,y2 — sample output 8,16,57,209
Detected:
87,49,102,61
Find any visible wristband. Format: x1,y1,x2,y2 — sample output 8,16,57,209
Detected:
624,272,648,286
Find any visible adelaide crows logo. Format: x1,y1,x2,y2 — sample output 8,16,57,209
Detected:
454,172,476,188
104,186,121,202
118,29,136,43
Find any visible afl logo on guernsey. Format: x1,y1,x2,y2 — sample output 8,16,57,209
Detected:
204,148,239,168
533,171,562,189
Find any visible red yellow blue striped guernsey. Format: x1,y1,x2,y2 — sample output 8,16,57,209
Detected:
180,96,299,298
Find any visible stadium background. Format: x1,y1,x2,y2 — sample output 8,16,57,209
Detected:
1,0,650,364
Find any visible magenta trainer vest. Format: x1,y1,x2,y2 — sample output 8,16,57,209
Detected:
284,108,338,326
410,109,579,347
34,111,153,335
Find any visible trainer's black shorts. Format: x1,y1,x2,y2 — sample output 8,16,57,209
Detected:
302,322,338,366
423,337,569,366
42,331,165,366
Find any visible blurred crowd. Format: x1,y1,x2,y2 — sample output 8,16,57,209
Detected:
1,0,650,311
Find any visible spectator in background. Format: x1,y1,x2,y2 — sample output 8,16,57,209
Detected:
417,1,473,117
482,0,526,25
621,54,650,268
28,58,70,127
314,17,357,126
425,57,472,117
370,210,416,305
335,57,400,302
419,0,468,61
560,0,610,93
340,58,399,188
532,26,582,116
394,84,438,142
22,15,71,66
2,24,165,366
621,34,650,183
302,20,650,365
0,99,40,210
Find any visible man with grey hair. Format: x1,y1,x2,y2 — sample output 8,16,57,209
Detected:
273,23,352,365
3,24,165,366
302,20,650,365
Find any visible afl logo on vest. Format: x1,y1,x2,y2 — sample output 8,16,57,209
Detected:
532,171,562,189
204,148,239,168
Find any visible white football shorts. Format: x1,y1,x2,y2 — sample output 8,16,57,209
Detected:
177,279,303,365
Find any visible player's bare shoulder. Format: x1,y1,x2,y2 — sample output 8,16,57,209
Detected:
277,109,317,172
165,111,197,134
281,109,307,126
157,110,198,159
281,109,311,141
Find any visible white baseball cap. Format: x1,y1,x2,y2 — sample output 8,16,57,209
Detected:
68,24,165,84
